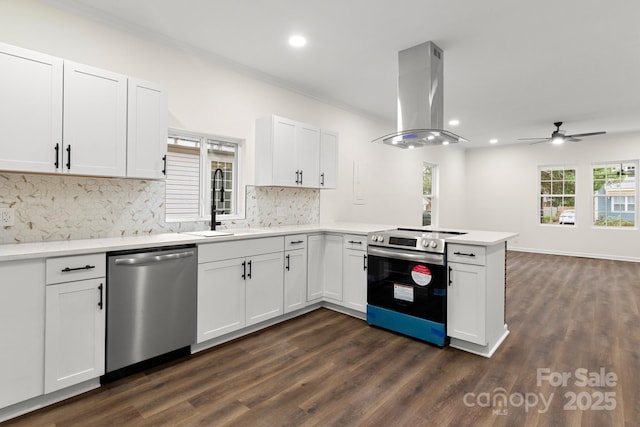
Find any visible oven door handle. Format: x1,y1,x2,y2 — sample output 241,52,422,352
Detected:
367,246,445,266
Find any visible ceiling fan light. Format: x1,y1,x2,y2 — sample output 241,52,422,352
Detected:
551,136,565,145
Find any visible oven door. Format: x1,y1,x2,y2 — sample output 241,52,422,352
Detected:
367,246,446,323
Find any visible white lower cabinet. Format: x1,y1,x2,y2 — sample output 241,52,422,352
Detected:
44,278,106,393
446,243,509,357
246,252,285,326
197,237,284,343
447,262,486,345
44,254,106,393
306,234,343,303
284,235,308,313
342,235,368,313
0,259,45,409
197,258,246,342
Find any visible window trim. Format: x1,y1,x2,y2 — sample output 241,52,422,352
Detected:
166,128,244,223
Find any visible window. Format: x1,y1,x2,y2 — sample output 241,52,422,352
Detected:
423,163,437,226
592,162,636,227
539,166,576,225
165,129,242,222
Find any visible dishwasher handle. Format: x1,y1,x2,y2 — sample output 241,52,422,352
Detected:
114,250,195,265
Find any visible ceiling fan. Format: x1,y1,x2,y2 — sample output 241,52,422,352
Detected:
519,122,606,145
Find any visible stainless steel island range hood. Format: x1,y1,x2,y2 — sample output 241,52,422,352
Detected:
373,41,467,148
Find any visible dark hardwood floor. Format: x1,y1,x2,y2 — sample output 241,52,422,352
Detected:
4,251,640,426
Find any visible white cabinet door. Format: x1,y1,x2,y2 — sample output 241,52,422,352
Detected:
63,61,127,177
197,258,246,342
284,248,307,313
306,235,324,302
447,262,487,345
0,43,62,174
319,130,339,189
0,259,45,408
322,234,344,302
296,123,320,188
44,278,105,393
343,249,367,313
271,117,297,186
246,252,284,326
127,78,168,179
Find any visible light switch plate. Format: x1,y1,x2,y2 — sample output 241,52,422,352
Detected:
0,208,15,226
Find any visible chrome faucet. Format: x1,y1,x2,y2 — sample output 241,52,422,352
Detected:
211,168,225,231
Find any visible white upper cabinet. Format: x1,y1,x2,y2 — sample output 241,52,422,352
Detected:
296,123,320,188
319,129,339,189
0,43,62,173
255,115,336,189
63,61,127,177
127,78,168,179
0,42,167,179
269,116,297,186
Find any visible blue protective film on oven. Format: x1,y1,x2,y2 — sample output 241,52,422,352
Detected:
366,304,446,347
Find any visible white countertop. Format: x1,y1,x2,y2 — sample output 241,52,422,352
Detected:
0,223,517,262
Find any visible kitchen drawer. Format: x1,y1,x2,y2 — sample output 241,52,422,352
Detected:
343,234,367,251
46,253,106,284
447,244,486,266
285,234,307,250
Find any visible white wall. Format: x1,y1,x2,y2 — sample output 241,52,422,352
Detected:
465,133,640,261
0,0,468,231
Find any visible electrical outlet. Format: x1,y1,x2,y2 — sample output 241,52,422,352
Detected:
0,208,15,227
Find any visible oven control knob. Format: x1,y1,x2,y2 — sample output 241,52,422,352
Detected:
430,241,438,248
421,238,428,247
378,236,384,242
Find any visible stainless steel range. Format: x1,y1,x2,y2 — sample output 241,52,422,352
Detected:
366,228,467,346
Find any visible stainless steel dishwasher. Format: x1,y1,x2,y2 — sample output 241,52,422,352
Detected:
106,245,197,375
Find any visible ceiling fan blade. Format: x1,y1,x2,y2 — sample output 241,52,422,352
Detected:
528,139,552,145
565,131,606,138
518,137,550,141
566,137,582,142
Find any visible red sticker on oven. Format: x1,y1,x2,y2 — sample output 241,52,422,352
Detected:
411,264,432,286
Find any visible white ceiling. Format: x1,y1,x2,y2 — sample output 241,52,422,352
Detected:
48,0,640,147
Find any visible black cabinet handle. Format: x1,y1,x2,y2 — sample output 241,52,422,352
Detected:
162,155,167,175
320,172,325,186
247,260,252,279
453,251,476,257
299,170,303,185
285,254,290,271
290,240,304,245
98,283,103,310
363,254,367,271
295,170,300,184
66,145,71,170
61,264,95,273
449,266,453,286
348,240,363,245
54,143,60,169
241,261,246,279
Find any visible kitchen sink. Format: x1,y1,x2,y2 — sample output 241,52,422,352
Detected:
181,230,234,238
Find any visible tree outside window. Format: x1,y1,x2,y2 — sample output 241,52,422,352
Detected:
539,167,576,225
592,162,636,227
423,163,436,226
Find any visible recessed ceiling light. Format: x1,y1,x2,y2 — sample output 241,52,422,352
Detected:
489,139,498,144
288,35,307,48
448,119,460,126
442,141,449,146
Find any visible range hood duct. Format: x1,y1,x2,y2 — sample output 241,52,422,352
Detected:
373,41,467,148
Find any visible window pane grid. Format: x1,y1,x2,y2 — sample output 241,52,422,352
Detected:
539,167,576,225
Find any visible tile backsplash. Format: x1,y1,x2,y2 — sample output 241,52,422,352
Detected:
0,173,319,244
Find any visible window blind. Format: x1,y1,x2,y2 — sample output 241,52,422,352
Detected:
165,145,200,220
